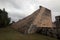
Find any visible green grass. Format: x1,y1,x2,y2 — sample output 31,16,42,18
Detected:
0,27,57,40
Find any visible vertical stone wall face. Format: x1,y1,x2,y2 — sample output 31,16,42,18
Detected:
55,16,60,39
33,6,52,27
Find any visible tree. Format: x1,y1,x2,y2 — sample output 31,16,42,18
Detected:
0,8,11,28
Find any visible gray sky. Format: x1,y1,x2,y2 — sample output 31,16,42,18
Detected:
0,0,60,22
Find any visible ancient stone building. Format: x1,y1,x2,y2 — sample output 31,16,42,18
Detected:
55,16,60,27
11,6,52,34
55,16,60,39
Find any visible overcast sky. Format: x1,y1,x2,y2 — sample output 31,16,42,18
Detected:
0,0,60,22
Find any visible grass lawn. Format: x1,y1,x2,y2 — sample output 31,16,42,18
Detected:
0,27,57,40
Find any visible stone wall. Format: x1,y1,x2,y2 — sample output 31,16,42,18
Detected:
36,27,57,38
11,6,53,34
33,6,52,27
55,16,60,39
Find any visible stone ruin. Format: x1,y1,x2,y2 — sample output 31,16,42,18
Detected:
54,16,60,39
11,6,60,39
11,6,53,34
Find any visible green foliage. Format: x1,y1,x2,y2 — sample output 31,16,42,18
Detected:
0,8,11,27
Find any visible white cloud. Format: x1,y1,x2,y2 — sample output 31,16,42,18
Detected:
0,0,60,22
